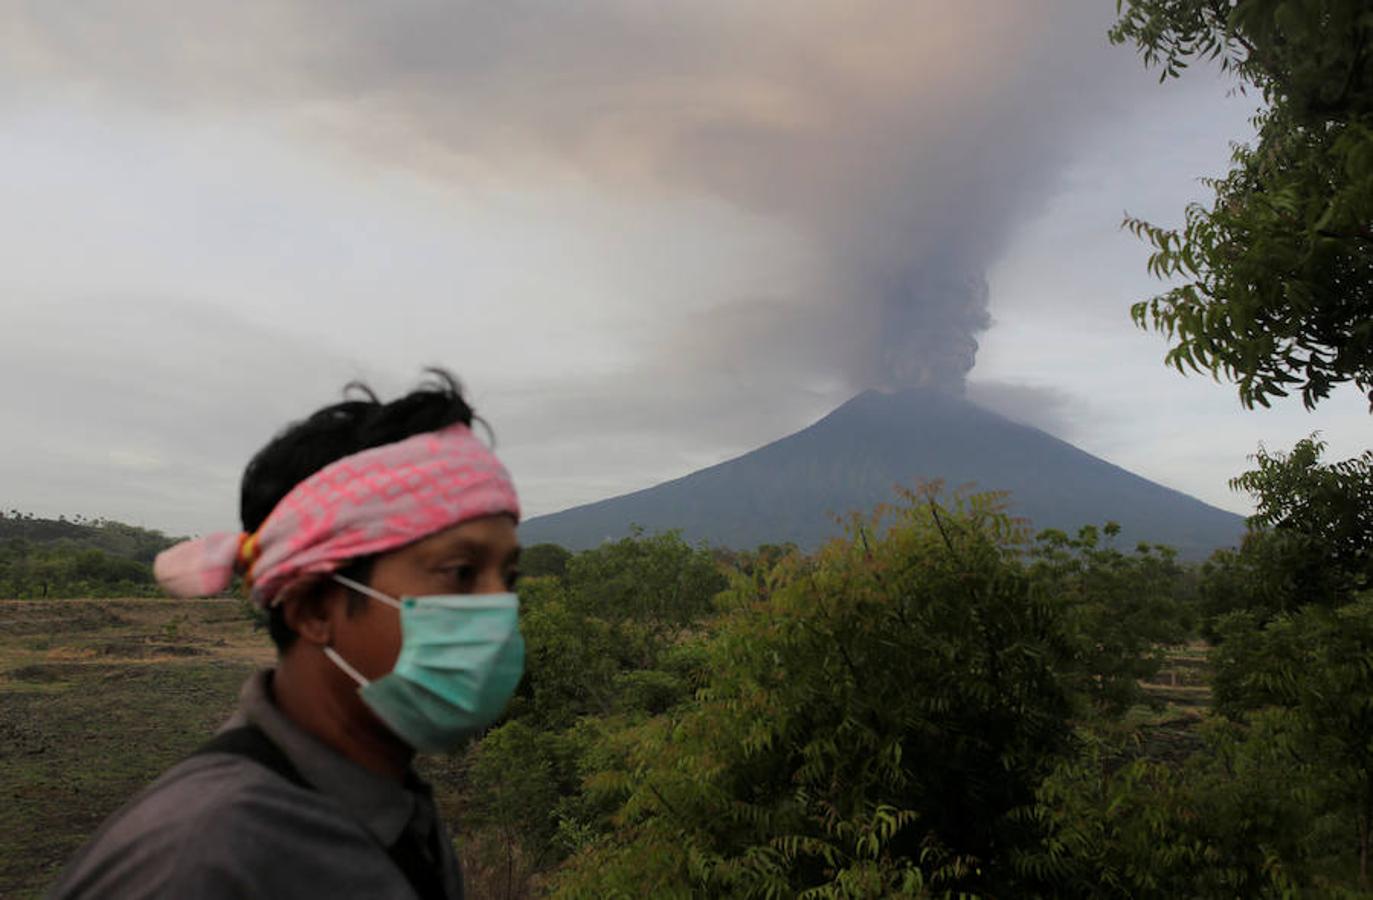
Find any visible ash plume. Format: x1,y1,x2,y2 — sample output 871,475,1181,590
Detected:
873,267,991,393
4,1,1144,393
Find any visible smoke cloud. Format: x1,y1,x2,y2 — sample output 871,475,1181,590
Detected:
5,1,1141,393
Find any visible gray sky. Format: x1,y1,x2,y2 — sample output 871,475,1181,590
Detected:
1,2,1367,537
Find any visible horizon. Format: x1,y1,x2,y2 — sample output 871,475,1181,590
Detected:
0,381,1335,538
6,383,1252,539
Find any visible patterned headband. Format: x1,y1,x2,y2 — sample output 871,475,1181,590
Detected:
153,424,520,607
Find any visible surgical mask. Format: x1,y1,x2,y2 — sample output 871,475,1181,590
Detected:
322,574,524,753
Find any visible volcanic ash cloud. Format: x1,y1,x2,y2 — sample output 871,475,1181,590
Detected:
6,0,1144,392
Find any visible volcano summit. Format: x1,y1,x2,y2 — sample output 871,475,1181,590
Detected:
520,389,1245,558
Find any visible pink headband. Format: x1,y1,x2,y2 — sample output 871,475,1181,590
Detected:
154,424,520,606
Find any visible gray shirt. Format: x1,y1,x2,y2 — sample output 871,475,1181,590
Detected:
48,670,464,899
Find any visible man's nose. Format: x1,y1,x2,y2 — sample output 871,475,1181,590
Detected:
476,569,509,595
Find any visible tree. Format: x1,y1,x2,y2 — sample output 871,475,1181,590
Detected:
462,720,565,899
1196,437,1372,630
1231,436,1372,592
509,576,623,730
0,511,174,598
1029,524,1195,714
1112,0,1373,409
521,543,572,580
1196,528,1316,629
563,529,726,667
1197,439,1373,887
1028,713,1319,897
1210,600,1373,887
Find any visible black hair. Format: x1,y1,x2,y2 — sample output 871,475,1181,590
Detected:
242,368,480,651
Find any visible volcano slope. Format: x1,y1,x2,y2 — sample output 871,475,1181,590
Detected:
520,389,1244,558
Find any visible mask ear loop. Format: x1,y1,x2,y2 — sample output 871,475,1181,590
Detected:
332,573,403,610
323,573,403,687
323,646,371,688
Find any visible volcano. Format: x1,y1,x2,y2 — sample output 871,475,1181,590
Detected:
519,389,1245,558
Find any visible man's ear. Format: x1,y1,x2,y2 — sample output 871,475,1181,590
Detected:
277,574,343,646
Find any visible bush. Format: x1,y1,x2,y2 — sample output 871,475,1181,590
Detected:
550,492,1085,898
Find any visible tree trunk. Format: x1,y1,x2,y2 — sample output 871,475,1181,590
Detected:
1359,809,1369,889
504,825,516,900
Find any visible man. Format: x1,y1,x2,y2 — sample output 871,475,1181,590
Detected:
51,370,520,899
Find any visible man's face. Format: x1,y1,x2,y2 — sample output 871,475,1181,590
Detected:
329,514,520,684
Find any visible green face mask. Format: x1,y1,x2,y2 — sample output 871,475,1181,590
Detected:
324,574,524,753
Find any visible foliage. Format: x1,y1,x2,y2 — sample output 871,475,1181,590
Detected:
15,477,1359,892
713,542,802,579
461,462,1373,894
522,544,573,580
563,529,726,667
1112,0,1373,408
1232,436,1373,591
550,494,1087,898
1191,438,1373,888
1197,438,1372,632
1210,598,1373,885
1196,528,1316,629
509,577,623,730
1027,714,1321,897
1107,16,1373,878
464,720,567,894
1029,523,1195,713
508,531,725,733
457,530,732,892
17,481,1373,893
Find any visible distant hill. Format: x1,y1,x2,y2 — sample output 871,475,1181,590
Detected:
0,512,180,598
520,389,1247,558
0,512,179,563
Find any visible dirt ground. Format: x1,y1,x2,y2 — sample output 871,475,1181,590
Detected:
0,598,274,898
1138,641,1213,763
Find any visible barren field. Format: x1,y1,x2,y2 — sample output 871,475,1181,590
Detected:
0,598,272,898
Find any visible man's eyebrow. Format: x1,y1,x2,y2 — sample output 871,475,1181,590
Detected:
424,538,485,560
425,537,521,562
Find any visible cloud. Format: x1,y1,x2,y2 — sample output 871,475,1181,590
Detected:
487,292,862,512
0,298,375,533
4,1,1152,395
965,380,1083,439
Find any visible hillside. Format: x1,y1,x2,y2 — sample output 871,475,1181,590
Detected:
0,513,178,563
0,512,179,598
520,389,1246,557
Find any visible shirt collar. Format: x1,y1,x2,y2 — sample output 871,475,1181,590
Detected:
226,669,420,847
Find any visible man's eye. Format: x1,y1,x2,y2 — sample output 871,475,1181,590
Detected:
442,564,476,587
